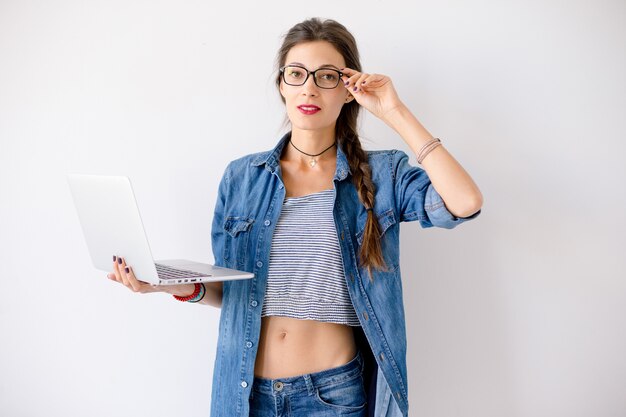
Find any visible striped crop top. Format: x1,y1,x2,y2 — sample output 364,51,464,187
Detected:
261,189,360,326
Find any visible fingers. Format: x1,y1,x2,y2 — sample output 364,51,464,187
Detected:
109,255,156,294
111,255,123,283
117,256,131,287
124,264,148,293
341,68,365,93
341,67,387,94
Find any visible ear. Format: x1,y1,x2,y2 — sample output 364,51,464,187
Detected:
345,93,354,103
279,79,286,99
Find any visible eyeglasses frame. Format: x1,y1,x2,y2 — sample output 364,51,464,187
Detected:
279,65,345,89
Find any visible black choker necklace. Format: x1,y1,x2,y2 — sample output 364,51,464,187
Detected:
289,140,336,168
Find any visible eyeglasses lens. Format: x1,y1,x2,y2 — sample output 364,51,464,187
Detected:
283,66,340,89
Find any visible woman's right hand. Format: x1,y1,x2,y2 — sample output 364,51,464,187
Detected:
107,255,196,297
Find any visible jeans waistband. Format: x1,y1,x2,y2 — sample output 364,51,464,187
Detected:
252,349,364,396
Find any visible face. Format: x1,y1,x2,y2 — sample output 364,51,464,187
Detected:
279,41,353,135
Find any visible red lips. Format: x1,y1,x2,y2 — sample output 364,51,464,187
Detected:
297,104,321,115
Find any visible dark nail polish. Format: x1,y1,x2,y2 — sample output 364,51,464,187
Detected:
344,81,349,85
117,257,122,264
353,87,357,92
113,255,117,262
125,267,130,273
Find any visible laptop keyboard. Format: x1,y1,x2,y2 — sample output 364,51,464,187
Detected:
154,263,212,282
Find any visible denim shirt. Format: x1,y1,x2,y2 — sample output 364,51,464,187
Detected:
209,132,480,417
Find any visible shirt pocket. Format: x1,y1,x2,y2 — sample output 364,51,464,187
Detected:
222,216,254,270
355,208,399,271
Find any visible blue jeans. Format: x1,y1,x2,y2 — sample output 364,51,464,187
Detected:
249,350,367,417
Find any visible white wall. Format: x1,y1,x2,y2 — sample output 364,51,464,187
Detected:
1,1,624,416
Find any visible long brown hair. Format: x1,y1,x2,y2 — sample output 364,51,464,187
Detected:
275,17,386,273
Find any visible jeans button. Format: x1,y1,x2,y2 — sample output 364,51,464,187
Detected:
273,381,284,391
257,261,263,268
250,300,258,307
246,341,253,348
264,220,271,226
241,381,248,388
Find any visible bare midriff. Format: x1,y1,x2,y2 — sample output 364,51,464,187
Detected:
253,315,358,379
253,154,358,379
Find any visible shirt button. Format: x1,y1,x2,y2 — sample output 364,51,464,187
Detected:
246,341,253,348
279,184,284,189
256,261,263,268
250,300,258,307
264,220,271,226
241,381,248,388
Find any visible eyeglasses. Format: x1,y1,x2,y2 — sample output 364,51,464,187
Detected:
279,65,344,89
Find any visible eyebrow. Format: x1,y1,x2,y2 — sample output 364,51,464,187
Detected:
288,62,341,70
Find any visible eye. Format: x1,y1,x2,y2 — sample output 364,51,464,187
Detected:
317,70,339,81
287,68,304,78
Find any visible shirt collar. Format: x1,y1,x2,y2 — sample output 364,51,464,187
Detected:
251,131,351,181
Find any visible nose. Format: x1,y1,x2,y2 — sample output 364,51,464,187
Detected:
301,74,319,96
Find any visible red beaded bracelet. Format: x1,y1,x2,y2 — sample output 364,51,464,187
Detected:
173,283,203,302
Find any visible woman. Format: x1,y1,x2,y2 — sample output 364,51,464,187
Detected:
108,17,482,417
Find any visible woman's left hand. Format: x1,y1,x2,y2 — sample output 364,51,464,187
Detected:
341,67,405,121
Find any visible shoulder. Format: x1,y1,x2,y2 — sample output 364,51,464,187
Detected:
227,151,264,166
223,150,271,176
365,149,406,162
364,149,411,181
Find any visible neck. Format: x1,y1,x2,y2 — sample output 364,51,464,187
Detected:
285,127,336,163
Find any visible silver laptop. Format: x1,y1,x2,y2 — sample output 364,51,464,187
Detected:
67,173,254,285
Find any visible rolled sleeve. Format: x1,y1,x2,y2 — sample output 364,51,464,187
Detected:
211,163,232,266
424,183,481,229
393,150,481,229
